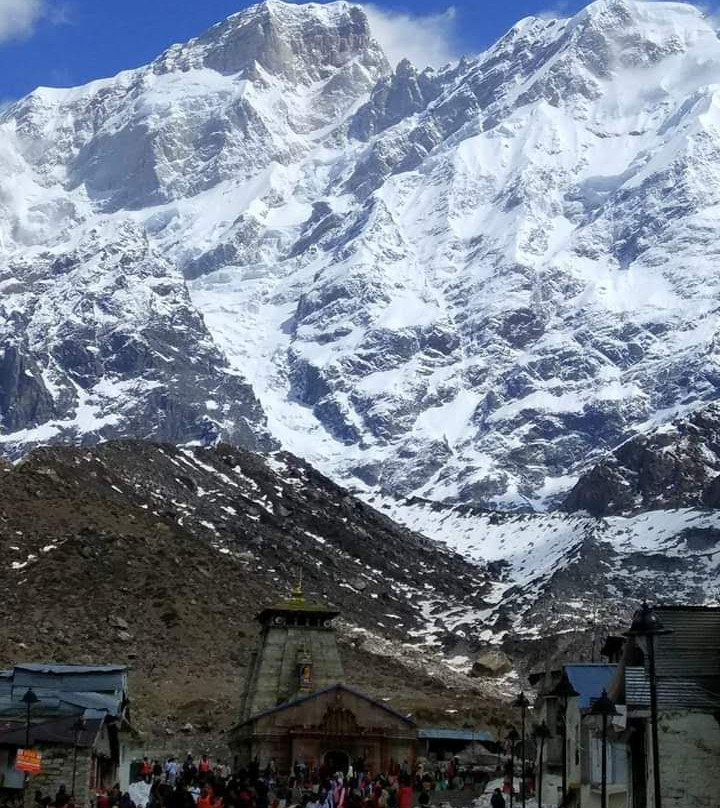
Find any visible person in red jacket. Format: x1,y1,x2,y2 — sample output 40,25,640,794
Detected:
198,755,211,785
197,787,213,808
139,759,152,784
397,781,412,808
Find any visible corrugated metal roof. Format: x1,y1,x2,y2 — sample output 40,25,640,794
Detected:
0,716,102,747
625,666,720,710
15,664,127,674
565,664,618,709
418,728,495,742
59,692,123,714
12,670,127,696
0,664,128,729
652,607,720,678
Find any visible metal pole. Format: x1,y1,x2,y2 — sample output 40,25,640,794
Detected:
72,734,79,799
561,697,567,807
600,714,608,808
24,699,31,808
509,743,514,808
25,700,31,749
521,705,526,808
537,736,544,808
648,634,662,808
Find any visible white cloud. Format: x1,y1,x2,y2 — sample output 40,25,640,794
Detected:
0,0,46,42
362,4,460,70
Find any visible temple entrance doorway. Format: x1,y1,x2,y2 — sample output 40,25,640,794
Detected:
324,750,350,775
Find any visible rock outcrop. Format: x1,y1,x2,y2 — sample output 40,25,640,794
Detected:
563,406,720,515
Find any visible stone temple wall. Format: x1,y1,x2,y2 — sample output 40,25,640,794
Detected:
233,687,416,774
245,625,344,718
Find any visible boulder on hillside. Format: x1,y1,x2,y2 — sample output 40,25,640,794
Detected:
470,649,513,678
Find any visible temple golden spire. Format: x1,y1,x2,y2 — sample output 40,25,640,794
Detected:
291,570,304,602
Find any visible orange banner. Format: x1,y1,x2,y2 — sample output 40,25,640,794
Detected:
16,749,42,774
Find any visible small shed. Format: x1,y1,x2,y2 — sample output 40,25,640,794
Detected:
416,728,497,761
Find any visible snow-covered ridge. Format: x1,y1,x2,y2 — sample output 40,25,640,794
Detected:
2,0,720,516
376,494,720,644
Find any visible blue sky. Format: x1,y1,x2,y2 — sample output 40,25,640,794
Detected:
0,0,702,99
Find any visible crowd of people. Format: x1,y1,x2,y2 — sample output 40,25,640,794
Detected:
119,753,498,808
31,784,100,808
8,751,513,808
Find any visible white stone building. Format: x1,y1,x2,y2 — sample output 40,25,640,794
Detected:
531,663,624,807
608,606,720,808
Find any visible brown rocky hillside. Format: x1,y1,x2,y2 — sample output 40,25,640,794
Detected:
0,441,510,749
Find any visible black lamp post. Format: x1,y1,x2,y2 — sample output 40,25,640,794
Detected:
71,718,86,802
20,688,39,803
20,688,39,749
550,671,579,807
506,727,519,808
513,692,530,808
533,721,551,808
625,602,672,808
590,690,618,808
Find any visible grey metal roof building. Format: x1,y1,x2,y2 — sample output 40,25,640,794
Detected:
624,666,720,711
613,605,720,711
0,663,128,726
0,662,132,803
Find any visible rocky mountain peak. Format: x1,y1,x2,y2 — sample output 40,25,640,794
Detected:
562,0,709,72
4,0,720,514
172,0,389,83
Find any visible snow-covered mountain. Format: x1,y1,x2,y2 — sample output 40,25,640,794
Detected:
3,0,720,514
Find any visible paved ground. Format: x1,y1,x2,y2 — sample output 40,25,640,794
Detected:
423,780,540,808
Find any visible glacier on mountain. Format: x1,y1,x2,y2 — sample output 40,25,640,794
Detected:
1,0,720,514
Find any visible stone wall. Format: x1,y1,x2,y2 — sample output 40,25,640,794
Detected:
656,710,720,808
23,747,93,808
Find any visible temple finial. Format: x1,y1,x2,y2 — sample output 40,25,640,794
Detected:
291,570,304,601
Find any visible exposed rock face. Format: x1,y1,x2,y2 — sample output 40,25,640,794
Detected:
0,226,272,456
0,345,56,431
563,405,720,515
3,0,720,508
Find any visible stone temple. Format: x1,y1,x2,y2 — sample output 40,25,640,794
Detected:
230,587,417,775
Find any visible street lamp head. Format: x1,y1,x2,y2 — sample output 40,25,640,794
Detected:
513,692,530,709
551,671,580,701
533,720,552,740
590,689,618,718
625,601,673,638
21,688,39,706
506,727,520,743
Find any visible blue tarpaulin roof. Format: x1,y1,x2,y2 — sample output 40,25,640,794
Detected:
565,664,618,709
418,728,495,742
